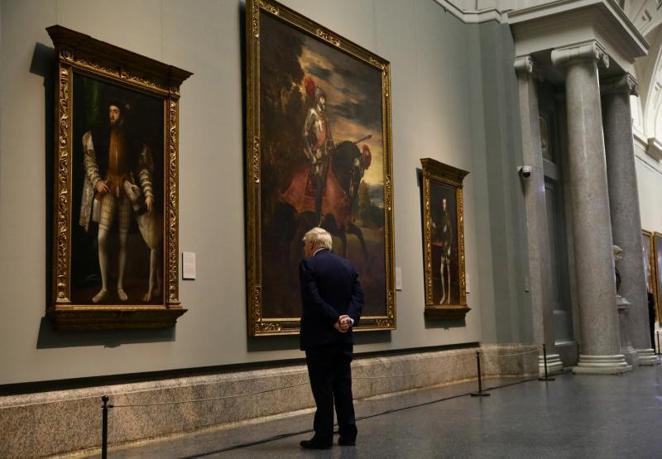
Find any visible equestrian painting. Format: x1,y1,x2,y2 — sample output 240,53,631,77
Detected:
246,0,395,335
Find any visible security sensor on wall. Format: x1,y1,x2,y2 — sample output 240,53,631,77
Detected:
518,165,532,178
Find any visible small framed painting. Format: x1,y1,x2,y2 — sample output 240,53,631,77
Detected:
420,158,469,320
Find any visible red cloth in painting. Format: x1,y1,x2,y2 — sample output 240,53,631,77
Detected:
281,162,351,229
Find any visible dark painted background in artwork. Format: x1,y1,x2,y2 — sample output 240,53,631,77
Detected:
429,182,459,305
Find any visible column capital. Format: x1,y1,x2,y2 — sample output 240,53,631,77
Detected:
514,55,534,76
601,73,639,97
551,41,610,69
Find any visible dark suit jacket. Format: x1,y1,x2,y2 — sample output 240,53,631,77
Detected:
299,249,364,350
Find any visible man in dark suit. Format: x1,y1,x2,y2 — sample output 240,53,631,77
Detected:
299,227,364,449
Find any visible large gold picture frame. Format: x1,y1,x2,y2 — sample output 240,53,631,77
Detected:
641,230,657,321
47,26,191,329
652,231,662,324
420,158,469,320
245,0,395,336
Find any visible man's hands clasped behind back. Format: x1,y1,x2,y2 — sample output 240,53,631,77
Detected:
334,314,353,333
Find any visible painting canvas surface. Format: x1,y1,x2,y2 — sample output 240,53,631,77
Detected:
654,233,662,321
429,181,459,305
259,13,386,318
70,73,164,305
643,231,654,294
257,12,388,320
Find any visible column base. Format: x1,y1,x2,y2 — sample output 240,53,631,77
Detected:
538,353,564,376
572,354,632,375
635,348,659,366
621,345,638,368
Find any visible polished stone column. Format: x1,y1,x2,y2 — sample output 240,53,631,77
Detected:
514,56,563,375
551,41,631,374
602,74,657,366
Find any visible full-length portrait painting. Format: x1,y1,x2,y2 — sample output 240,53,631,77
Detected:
71,75,164,306
246,0,395,335
47,26,191,329
642,230,657,320
653,232,662,323
420,159,469,320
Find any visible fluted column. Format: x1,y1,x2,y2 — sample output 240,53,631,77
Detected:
514,56,563,375
551,41,631,374
602,74,657,366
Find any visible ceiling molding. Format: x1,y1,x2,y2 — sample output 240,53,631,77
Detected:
622,0,662,37
509,0,647,58
633,127,648,149
646,137,662,161
434,0,649,55
433,0,509,24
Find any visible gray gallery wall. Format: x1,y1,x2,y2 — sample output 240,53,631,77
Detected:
0,0,526,385
475,21,530,345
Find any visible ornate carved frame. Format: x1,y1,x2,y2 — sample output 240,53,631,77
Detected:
245,0,395,336
46,25,191,329
420,158,469,320
651,231,662,323
642,230,657,322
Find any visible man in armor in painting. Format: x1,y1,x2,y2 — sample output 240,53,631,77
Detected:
79,99,154,303
437,198,453,304
303,77,334,224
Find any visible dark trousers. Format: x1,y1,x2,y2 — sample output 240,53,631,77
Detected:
305,344,357,443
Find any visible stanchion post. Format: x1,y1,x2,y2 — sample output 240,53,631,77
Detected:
470,350,490,397
538,343,555,382
101,395,109,459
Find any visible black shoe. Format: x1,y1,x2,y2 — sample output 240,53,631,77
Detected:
338,437,356,446
300,438,332,450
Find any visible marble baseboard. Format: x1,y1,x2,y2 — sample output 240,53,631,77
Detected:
0,344,536,458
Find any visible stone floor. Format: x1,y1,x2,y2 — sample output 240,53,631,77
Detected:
81,363,662,458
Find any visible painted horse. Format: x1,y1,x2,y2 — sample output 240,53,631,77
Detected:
280,139,372,259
